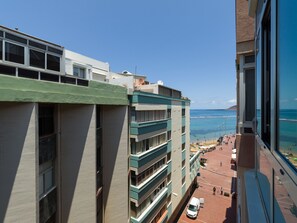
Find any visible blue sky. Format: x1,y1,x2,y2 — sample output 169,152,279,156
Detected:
1,0,236,109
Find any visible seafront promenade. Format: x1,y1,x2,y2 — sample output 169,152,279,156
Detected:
178,135,237,223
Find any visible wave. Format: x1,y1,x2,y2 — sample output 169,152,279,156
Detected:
191,115,236,119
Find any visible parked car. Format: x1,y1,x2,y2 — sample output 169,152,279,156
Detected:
186,197,200,219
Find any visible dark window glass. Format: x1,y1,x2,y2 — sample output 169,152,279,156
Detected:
39,105,55,137
5,42,24,64
30,49,45,68
39,134,56,165
0,64,16,76
18,68,39,79
256,34,262,135
61,76,76,84
39,188,56,223
48,46,63,55
47,54,60,71
262,8,271,147
29,40,46,50
0,40,2,60
182,108,185,116
40,72,59,82
245,55,255,64
277,1,297,169
0,30,3,37
5,32,27,44
245,68,255,122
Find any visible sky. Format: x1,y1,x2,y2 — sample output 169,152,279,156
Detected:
1,0,236,109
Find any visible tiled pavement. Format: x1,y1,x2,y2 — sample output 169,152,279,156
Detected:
177,135,237,223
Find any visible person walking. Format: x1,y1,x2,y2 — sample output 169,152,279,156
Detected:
213,186,216,195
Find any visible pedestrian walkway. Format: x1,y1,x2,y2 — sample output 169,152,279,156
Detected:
178,135,237,223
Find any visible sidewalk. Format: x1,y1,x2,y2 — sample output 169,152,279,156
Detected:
178,135,237,223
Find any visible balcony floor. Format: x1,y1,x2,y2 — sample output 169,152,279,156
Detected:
177,135,237,223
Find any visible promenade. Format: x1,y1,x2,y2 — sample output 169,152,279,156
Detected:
178,135,237,223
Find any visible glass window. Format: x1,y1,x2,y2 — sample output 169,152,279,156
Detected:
262,8,271,147
0,40,2,60
30,49,45,68
47,54,60,71
245,68,255,122
73,65,86,78
39,105,55,137
256,33,262,135
274,171,297,222
5,42,24,64
44,168,54,192
277,0,297,169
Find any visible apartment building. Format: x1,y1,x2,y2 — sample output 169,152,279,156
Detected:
235,1,297,222
0,25,197,223
0,26,129,223
109,72,197,223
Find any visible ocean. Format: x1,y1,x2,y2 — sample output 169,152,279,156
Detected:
190,109,236,143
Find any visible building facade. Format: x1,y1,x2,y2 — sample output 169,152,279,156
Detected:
0,26,129,223
0,25,196,223
235,1,297,222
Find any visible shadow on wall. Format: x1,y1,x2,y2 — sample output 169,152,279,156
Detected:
0,103,35,222
102,105,128,222
60,104,95,223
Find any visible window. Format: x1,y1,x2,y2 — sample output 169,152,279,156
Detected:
262,7,271,147
167,109,171,118
256,33,262,135
73,65,86,78
5,42,24,64
39,167,54,197
277,0,297,169
182,108,185,116
30,49,45,68
39,105,55,137
244,55,255,64
167,131,171,140
0,40,2,60
245,68,255,122
47,54,60,71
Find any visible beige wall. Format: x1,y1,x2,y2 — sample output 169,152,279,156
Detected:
102,106,129,223
185,104,191,186
170,101,182,211
0,103,37,223
60,104,96,223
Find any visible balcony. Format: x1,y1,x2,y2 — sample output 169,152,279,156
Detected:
130,166,167,204
130,120,167,136
131,188,168,223
130,143,167,169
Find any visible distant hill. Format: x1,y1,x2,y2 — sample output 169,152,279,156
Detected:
227,105,237,110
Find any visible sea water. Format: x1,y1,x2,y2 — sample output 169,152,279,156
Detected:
190,109,236,142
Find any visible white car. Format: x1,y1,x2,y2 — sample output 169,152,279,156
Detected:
186,197,200,219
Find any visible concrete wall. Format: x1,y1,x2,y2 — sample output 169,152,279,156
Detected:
185,104,191,186
102,106,129,223
170,101,182,211
0,103,37,223
60,104,96,223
